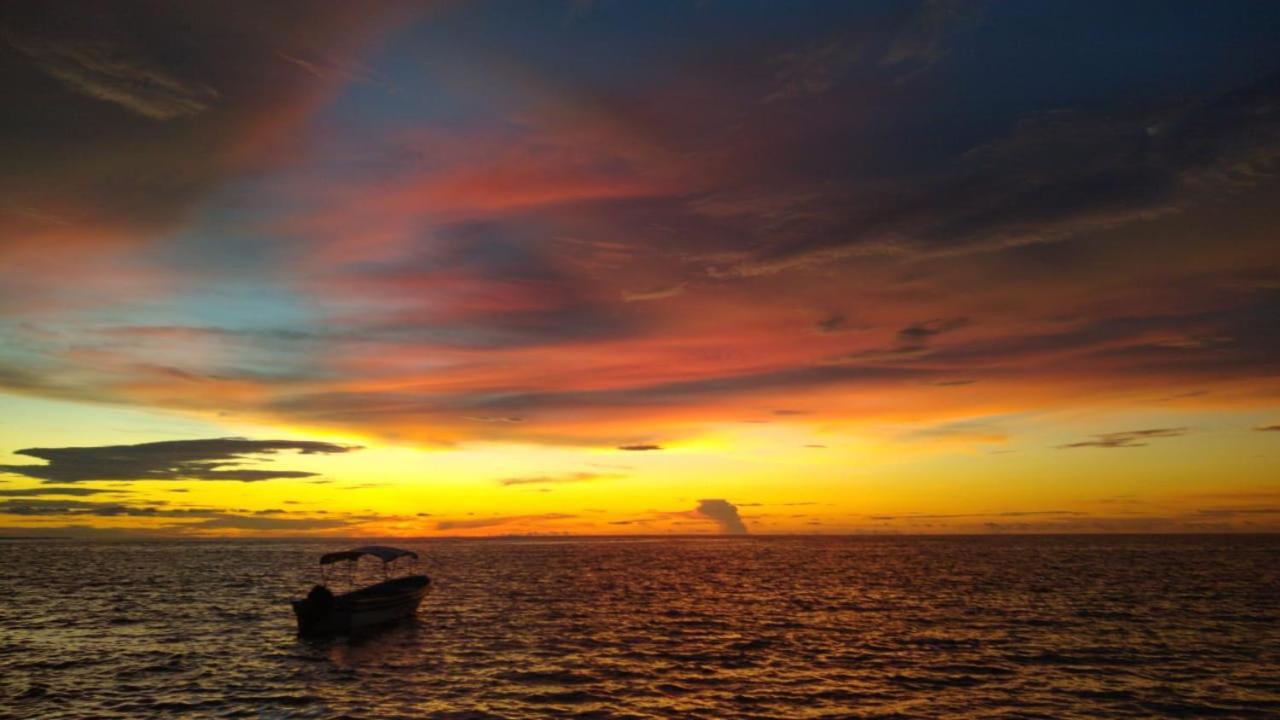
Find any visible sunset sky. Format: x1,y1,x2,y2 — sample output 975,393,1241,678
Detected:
2,1,1279,537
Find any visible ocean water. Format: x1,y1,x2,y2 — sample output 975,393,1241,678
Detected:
2,536,1278,719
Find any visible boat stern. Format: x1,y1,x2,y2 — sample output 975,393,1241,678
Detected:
292,585,339,636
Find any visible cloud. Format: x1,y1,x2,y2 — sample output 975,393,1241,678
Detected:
0,497,361,533
497,472,621,487
695,499,748,534
880,0,986,76
622,283,686,302
868,510,1086,521
900,418,1006,444
181,515,350,531
764,37,864,103
0,487,125,497
898,317,971,342
0,438,359,483
6,33,219,120
434,513,576,531
1,3,1279,464
0,499,142,516
1058,427,1188,449
813,312,862,335
827,317,970,365
617,444,663,451
1193,507,1280,518
720,68,1280,277
0,0,399,314
1256,424,1280,432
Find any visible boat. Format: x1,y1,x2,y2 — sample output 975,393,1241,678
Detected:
291,545,430,636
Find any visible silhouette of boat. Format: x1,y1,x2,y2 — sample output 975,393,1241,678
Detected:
291,545,430,636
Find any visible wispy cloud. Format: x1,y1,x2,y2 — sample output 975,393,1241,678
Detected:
1058,428,1188,449
434,513,576,531
827,317,970,365
0,498,362,533
813,312,865,335
6,34,219,120
497,471,622,487
0,487,126,497
622,283,686,302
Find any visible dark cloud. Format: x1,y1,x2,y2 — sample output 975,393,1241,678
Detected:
0,497,378,533
827,317,970,365
0,498,217,518
0,503,360,536
1256,424,1280,432
617,444,662,452
695,499,748,535
899,317,971,342
1058,428,1188,449
0,438,359,483
813,312,858,335
0,487,124,497
0,499,135,516
718,69,1280,276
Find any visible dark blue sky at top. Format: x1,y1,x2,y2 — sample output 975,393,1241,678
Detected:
320,1,1280,173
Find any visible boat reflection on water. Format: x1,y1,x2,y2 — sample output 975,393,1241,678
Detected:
291,546,430,636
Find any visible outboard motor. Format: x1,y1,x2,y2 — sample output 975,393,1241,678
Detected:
307,584,335,607
292,584,335,635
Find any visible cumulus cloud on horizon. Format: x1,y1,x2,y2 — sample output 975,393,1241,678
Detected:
695,498,748,534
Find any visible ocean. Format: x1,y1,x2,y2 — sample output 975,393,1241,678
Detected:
2,535,1278,719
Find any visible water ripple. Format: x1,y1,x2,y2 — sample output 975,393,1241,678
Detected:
1,536,1278,718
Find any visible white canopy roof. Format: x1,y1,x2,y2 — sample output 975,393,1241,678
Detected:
319,545,418,565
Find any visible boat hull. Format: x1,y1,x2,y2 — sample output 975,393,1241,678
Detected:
292,575,430,636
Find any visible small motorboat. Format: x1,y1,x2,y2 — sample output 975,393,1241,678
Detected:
291,545,430,636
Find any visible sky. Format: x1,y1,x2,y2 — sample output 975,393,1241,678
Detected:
1,0,1279,538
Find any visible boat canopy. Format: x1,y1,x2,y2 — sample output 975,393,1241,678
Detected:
320,545,418,565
